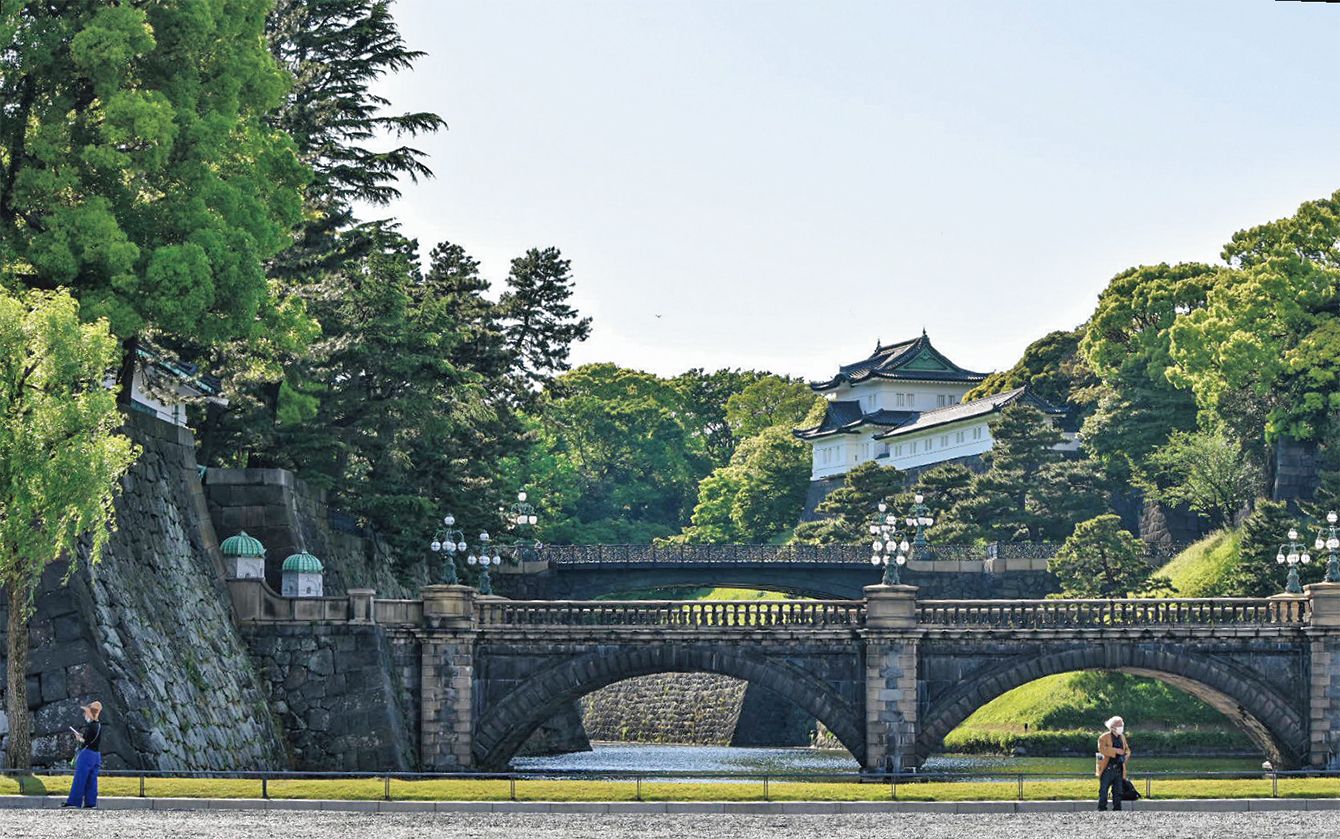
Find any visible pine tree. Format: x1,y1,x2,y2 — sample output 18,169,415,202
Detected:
1216,501,1320,596
984,403,1064,473
792,462,905,545
266,0,446,274
498,248,593,400
1049,515,1168,598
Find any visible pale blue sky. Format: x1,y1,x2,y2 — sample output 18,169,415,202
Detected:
364,0,1340,381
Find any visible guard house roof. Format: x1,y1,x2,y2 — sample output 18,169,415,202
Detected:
137,341,223,397
872,386,1065,440
808,332,989,393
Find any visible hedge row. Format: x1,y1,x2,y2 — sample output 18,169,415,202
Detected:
942,728,1252,755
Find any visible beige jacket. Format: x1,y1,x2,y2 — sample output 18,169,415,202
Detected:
1096,731,1131,778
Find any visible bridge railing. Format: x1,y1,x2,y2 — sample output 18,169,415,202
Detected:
534,542,1190,566
537,543,990,565
476,599,866,628
916,597,1311,628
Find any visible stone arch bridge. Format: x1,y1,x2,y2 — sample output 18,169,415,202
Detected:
229,580,1340,774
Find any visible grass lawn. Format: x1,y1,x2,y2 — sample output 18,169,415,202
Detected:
1157,529,1241,596
2,774,1338,802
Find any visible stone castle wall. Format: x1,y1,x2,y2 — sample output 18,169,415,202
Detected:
204,469,427,599
0,414,288,770
241,623,416,771
581,673,745,745
580,675,819,749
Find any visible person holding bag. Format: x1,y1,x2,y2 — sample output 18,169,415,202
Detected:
63,700,104,809
1096,715,1132,811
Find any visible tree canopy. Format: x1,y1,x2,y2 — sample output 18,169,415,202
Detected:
1,1,308,350
0,288,138,769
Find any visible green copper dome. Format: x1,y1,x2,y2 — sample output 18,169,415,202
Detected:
220,531,265,558
281,552,324,574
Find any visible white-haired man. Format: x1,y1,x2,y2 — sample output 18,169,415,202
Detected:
1096,715,1131,811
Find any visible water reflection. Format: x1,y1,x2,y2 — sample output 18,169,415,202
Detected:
513,743,1265,780
513,743,858,778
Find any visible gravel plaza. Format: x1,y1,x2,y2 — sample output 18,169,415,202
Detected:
2,810,1339,839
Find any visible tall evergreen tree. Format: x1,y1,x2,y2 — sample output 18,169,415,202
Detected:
498,248,593,399
202,0,447,464
266,0,446,273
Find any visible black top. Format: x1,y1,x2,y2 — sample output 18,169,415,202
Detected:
80,721,102,754
1110,733,1125,765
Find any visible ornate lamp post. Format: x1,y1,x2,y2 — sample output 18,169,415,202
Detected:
429,514,467,585
1315,511,1340,585
502,489,543,564
870,500,911,586
1276,527,1312,595
466,530,503,595
903,493,935,558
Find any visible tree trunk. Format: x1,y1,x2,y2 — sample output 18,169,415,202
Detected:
4,583,32,771
115,335,139,408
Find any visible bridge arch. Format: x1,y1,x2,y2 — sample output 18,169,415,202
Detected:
917,643,1307,768
472,644,866,769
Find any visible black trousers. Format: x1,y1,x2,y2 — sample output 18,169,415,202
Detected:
1098,763,1124,810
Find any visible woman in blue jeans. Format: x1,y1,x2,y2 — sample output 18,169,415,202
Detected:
64,701,103,809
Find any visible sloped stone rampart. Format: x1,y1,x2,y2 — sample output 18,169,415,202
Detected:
0,414,288,770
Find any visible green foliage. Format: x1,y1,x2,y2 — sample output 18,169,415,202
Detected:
905,464,979,543
267,0,445,221
965,329,1096,414
1,0,308,348
0,288,138,769
1028,459,1112,540
261,228,513,571
791,462,904,545
983,403,1063,473
942,727,1250,756
1077,262,1218,483
202,0,445,464
724,376,818,441
678,427,810,543
941,403,1109,542
959,671,1231,733
669,368,772,469
1049,515,1169,598
1142,429,1263,528
520,364,699,543
674,374,816,543
1168,193,1340,445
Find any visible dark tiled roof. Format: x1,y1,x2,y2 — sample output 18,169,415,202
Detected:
873,386,1064,440
811,332,989,392
792,401,918,441
137,341,223,397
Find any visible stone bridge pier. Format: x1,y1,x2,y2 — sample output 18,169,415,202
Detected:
231,578,1340,774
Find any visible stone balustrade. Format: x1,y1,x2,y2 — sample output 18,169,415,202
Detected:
228,577,1316,630
474,598,866,628
917,596,1312,628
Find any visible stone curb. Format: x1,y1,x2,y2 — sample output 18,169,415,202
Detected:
2,796,1339,814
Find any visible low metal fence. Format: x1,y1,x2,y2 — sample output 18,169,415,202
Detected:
2,766,1336,803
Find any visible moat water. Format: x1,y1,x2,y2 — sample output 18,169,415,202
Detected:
512,743,1264,779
